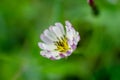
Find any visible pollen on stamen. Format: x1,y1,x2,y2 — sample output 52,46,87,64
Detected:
54,36,70,53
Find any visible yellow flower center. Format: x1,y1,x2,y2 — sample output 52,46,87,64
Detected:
54,36,70,52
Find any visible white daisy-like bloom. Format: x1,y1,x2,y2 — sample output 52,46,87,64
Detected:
38,21,80,60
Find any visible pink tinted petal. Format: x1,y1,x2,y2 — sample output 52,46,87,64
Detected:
40,51,48,57
40,34,53,44
73,33,80,45
50,56,56,60
55,23,65,35
51,26,63,38
66,50,72,56
68,39,73,46
71,44,76,50
40,51,52,59
40,51,63,60
65,21,72,29
38,42,45,50
59,53,66,58
43,29,56,41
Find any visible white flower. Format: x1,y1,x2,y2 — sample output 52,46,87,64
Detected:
38,21,80,60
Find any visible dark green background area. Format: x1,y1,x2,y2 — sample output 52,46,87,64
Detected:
0,0,120,80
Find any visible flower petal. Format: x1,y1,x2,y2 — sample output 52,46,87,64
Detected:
44,29,57,41
50,26,63,38
38,42,56,51
40,50,62,60
65,21,80,44
40,34,53,44
66,50,72,56
65,21,72,29
55,23,65,35
40,51,51,58
65,21,80,52
72,32,80,45
65,21,75,40
66,27,75,41
71,44,76,50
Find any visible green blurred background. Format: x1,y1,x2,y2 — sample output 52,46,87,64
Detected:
0,0,120,80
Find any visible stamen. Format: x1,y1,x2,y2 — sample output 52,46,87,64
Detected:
54,36,70,53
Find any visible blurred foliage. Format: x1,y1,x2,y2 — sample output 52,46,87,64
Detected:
0,0,120,80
